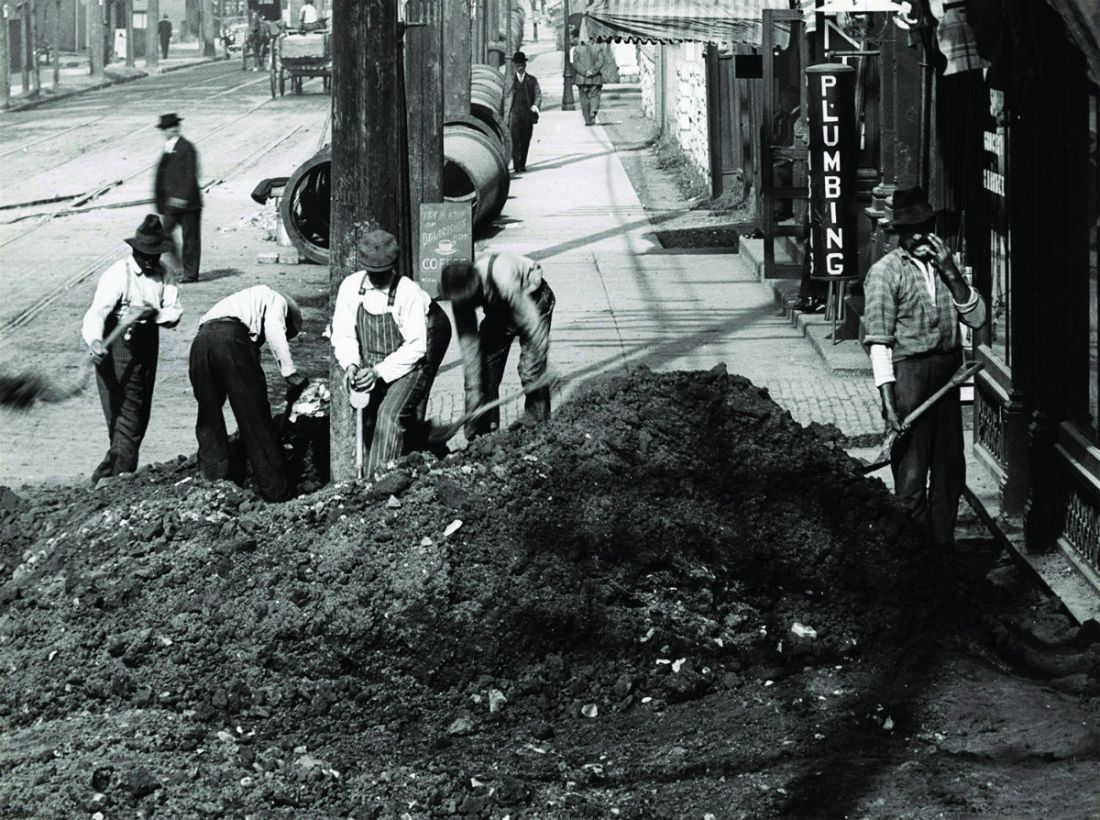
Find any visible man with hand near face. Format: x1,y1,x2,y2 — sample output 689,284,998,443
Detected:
862,186,987,548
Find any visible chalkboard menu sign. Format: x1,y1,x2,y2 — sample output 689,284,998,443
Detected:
418,203,473,298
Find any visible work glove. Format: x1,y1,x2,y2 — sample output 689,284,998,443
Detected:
285,372,309,405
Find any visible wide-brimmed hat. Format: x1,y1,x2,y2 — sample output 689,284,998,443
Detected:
512,51,527,64
359,229,400,272
157,112,182,130
889,185,935,228
125,214,174,255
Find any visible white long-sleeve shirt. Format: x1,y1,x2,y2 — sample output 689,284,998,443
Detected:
200,285,298,377
81,256,183,345
330,273,430,383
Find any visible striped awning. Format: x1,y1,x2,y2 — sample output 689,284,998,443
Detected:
580,0,792,46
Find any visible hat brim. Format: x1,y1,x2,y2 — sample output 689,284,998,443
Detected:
889,206,935,228
126,236,173,254
362,262,396,273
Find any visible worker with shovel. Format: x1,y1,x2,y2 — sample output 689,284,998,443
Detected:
330,229,452,480
81,214,183,485
188,286,308,501
440,251,555,440
861,186,987,548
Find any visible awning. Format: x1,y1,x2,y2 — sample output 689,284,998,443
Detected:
580,0,792,46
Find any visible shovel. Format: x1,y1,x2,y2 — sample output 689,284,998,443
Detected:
860,360,983,474
349,387,372,479
426,371,561,446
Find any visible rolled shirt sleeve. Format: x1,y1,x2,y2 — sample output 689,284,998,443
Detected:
262,291,298,377
331,275,362,373
81,262,125,346
860,259,897,351
156,284,183,327
954,286,987,329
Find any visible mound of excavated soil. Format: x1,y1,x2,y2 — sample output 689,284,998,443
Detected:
1,367,950,817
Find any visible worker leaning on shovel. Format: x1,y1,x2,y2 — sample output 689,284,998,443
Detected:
440,251,555,440
861,186,987,549
330,229,452,480
81,214,183,485
188,286,308,502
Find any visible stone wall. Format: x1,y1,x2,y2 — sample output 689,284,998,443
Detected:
637,43,710,184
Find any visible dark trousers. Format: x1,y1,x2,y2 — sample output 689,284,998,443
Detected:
92,325,159,483
160,37,170,59
470,283,555,438
577,83,602,124
890,350,965,546
162,209,201,280
189,319,288,501
510,117,534,172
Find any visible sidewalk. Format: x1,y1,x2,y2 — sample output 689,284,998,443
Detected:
4,40,222,112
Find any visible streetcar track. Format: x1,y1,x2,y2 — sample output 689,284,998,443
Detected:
0,118,100,161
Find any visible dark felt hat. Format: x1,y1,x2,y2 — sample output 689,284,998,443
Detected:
889,185,935,228
125,214,174,255
157,112,182,129
359,229,400,272
512,50,527,64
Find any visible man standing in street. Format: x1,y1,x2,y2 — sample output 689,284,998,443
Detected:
299,0,321,32
82,215,183,485
330,230,452,480
571,32,606,126
504,51,541,174
188,285,308,502
158,14,172,60
861,186,987,548
154,113,202,283
440,251,555,440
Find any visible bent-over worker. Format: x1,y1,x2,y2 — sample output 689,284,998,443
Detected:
862,186,987,548
82,214,183,484
188,285,308,501
440,251,555,440
330,229,452,479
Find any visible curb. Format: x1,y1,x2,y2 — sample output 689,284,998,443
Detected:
3,56,226,113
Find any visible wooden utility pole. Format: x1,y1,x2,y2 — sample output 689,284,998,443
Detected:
561,0,573,110
0,2,9,107
442,0,470,119
90,0,104,76
124,0,133,66
201,0,215,57
145,0,159,69
52,0,60,89
405,0,443,287
19,1,29,93
329,0,408,481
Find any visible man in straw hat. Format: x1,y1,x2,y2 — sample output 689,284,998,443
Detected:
189,286,309,501
154,112,203,282
82,214,183,485
330,228,452,480
504,50,542,173
861,185,987,548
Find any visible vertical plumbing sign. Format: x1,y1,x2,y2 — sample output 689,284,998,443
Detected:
806,64,858,280
418,203,472,298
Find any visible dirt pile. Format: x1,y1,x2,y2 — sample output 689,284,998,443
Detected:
1,367,964,817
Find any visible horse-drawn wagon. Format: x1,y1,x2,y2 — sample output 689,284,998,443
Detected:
270,29,331,97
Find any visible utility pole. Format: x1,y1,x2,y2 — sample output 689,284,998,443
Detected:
90,0,104,76
442,0,470,120
0,2,9,107
145,0,158,70
124,0,133,66
51,0,59,89
560,0,573,111
404,0,443,286
329,0,408,481
201,0,214,57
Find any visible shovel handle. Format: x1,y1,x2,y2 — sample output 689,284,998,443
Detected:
898,360,984,431
429,371,560,444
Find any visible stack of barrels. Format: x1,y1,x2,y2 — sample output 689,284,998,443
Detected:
280,64,512,265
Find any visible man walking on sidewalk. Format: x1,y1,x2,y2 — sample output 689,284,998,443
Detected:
82,215,183,485
154,113,202,283
189,286,308,502
158,15,172,60
440,251,555,440
571,33,606,126
504,51,541,173
330,230,452,479
861,186,987,548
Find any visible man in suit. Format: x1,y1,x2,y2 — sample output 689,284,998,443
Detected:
154,113,202,283
158,15,172,59
571,33,606,126
504,51,541,174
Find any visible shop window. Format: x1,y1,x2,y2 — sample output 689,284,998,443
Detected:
1089,92,1099,440
985,86,1010,366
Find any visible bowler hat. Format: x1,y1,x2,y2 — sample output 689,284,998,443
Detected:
125,214,174,255
889,186,935,228
359,229,400,272
512,50,527,64
157,112,182,129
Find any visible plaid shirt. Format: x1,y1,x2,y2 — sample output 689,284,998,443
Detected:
862,247,986,361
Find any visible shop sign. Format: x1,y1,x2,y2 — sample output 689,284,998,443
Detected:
806,63,858,280
418,202,472,298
